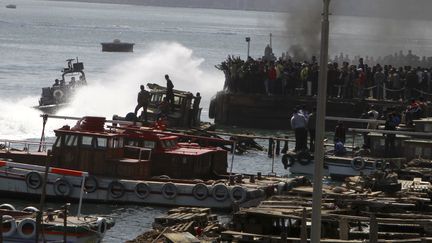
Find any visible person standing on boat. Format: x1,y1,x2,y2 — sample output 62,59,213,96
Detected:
190,92,201,127
165,74,175,110
134,85,150,122
290,107,307,151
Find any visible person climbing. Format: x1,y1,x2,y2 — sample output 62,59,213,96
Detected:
134,84,151,122
165,74,175,110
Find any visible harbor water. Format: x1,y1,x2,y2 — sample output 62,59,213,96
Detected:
1,0,432,241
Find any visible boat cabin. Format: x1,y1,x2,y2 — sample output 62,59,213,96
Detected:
145,83,201,127
49,117,227,180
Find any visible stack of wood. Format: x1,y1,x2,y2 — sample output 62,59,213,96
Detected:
126,207,222,243
222,181,432,243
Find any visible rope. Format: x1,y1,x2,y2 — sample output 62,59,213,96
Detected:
383,87,405,92
363,85,377,90
413,88,432,96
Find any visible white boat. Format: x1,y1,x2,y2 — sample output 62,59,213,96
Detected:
0,203,114,243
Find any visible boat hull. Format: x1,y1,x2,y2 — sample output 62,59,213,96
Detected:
0,162,295,209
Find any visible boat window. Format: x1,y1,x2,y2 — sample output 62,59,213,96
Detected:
127,140,139,147
65,135,78,147
111,137,123,148
174,96,181,105
53,136,61,148
143,140,156,149
96,137,107,148
81,136,93,147
161,139,177,149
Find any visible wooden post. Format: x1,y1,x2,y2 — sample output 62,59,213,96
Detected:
276,140,280,155
63,204,69,243
370,214,378,243
339,217,349,240
301,208,307,243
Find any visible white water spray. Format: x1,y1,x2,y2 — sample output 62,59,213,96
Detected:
0,42,223,139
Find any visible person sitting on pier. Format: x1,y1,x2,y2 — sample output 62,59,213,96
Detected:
334,121,346,144
334,138,346,156
405,98,421,127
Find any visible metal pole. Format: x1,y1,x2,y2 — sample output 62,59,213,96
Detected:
247,41,250,58
229,141,236,176
269,33,272,48
77,174,87,218
311,0,330,242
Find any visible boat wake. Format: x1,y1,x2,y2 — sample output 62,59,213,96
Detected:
1,42,222,139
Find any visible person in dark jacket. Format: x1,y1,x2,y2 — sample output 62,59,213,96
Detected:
165,74,175,110
134,84,151,122
307,107,316,152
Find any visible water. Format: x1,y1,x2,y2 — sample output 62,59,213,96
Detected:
1,0,432,241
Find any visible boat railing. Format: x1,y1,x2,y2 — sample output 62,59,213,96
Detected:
0,139,53,153
124,145,152,162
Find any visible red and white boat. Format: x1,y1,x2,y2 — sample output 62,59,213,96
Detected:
0,115,302,209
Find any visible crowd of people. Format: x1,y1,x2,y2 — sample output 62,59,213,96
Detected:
217,49,432,101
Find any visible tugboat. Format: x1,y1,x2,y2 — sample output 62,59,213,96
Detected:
101,39,134,52
113,83,202,128
35,58,86,114
0,115,297,209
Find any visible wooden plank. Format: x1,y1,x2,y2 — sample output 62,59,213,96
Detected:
339,218,349,240
163,232,200,243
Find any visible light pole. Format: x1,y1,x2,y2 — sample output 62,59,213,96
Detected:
245,37,251,59
311,0,331,243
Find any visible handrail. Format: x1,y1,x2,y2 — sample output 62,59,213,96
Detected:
1,139,53,153
349,128,432,137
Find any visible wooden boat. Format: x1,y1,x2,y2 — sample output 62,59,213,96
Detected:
101,39,134,52
34,58,87,114
0,116,298,209
113,83,202,128
0,203,114,242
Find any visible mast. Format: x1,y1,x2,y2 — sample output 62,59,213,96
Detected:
311,0,330,242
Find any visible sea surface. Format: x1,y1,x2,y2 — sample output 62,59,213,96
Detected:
1,0,432,241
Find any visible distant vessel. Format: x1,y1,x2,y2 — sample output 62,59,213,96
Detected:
101,39,134,52
5,4,16,9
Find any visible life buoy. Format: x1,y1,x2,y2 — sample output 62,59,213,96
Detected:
374,160,386,171
211,184,229,201
53,178,73,197
161,182,178,200
297,151,312,166
230,186,247,203
192,183,209,201
208,98,216,119
17,218,36,239
96,217,108,237
25,172,43,189
0,204,16,211
281,154,295,169
84,176,99,193
351,157,366,171
53,89,64,101
135,182,151,199
22,206,39,213
108,181,125,199
2,215,17,237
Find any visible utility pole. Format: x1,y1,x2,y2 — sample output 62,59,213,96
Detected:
311,0,330,243
245,37,251,58
269,33,272,48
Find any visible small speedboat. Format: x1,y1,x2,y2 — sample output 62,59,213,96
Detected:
101,39,134,52
5,4,16,9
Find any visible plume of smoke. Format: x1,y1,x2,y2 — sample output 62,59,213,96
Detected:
282,0,323,62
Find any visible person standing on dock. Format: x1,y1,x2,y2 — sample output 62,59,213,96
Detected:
384,113,397,157
134,85,150,122
290,107,307,151
165,74,175,110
